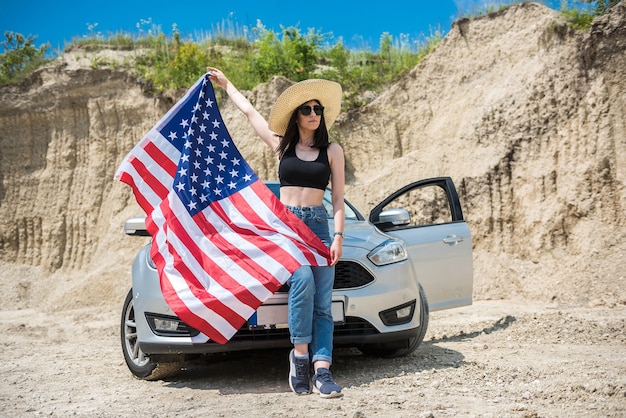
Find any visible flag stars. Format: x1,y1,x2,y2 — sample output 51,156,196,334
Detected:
166,79,260,216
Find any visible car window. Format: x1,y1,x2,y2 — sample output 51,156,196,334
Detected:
266,183,359,220
381,184,452,226
322,189,359,220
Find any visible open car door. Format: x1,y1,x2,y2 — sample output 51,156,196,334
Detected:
369,177,473,311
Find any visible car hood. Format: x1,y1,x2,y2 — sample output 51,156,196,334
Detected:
342,220,393,251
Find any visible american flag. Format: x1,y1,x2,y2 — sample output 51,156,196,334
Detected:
115,73,330,343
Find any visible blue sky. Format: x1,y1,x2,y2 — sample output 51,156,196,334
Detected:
1,0,561,54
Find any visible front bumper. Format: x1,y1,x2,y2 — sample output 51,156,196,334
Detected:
140,321,420,355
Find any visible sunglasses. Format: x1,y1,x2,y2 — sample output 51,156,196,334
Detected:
298,105,324,116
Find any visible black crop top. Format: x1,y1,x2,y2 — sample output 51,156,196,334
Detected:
279,146,331,190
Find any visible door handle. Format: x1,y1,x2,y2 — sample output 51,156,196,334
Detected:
443,235,464,245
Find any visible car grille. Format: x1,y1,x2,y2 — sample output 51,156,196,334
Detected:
334,261,375,289
276,260,375,293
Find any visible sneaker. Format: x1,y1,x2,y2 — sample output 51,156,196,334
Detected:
312,367,343,398
288,349,311,395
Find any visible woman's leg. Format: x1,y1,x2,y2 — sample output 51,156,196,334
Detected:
287,265,315,349
310,264,335,367
287,265,315,394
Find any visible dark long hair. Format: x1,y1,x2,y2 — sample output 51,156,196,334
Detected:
275,100,330,159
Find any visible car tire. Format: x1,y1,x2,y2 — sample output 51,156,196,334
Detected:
120,289,184,380
358,283,430,358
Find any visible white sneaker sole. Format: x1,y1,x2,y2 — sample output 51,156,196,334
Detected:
313,386,344,398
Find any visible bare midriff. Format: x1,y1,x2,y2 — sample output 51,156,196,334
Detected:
279,186,325,207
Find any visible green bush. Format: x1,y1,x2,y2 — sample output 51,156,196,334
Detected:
134,28,210,91
560,0,621,30
251,24,322,82
0,32,48,85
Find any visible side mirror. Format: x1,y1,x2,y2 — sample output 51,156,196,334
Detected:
124,217,150,236
373,208,411,230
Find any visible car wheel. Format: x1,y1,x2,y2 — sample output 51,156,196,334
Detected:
358,283,430,358
120,289,184,380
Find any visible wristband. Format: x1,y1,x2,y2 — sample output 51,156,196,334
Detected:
334,232,344,238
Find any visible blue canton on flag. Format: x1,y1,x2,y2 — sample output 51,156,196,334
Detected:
171,86,258,216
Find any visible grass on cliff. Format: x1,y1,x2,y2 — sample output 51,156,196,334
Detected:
70,19,443,111
0,0,619,108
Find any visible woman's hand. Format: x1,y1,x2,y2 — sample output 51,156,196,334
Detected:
206,67,228,90
329,238,343,266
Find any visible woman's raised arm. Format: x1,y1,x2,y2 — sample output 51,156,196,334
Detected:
207,67,280,151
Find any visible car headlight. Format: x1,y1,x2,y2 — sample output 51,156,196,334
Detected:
367,239,408,266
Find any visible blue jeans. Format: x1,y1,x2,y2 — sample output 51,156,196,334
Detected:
285,205,335,365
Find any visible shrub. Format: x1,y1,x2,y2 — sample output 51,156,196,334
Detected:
0,31,49,85
251,24,322,82
560,0,621,30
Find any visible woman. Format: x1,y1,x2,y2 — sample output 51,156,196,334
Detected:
207,68,345,398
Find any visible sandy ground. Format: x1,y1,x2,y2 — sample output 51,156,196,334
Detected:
1,300,624,417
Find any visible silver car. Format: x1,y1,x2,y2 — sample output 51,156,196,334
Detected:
121,177,473,380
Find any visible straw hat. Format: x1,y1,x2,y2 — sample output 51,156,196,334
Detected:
268,79,342,136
